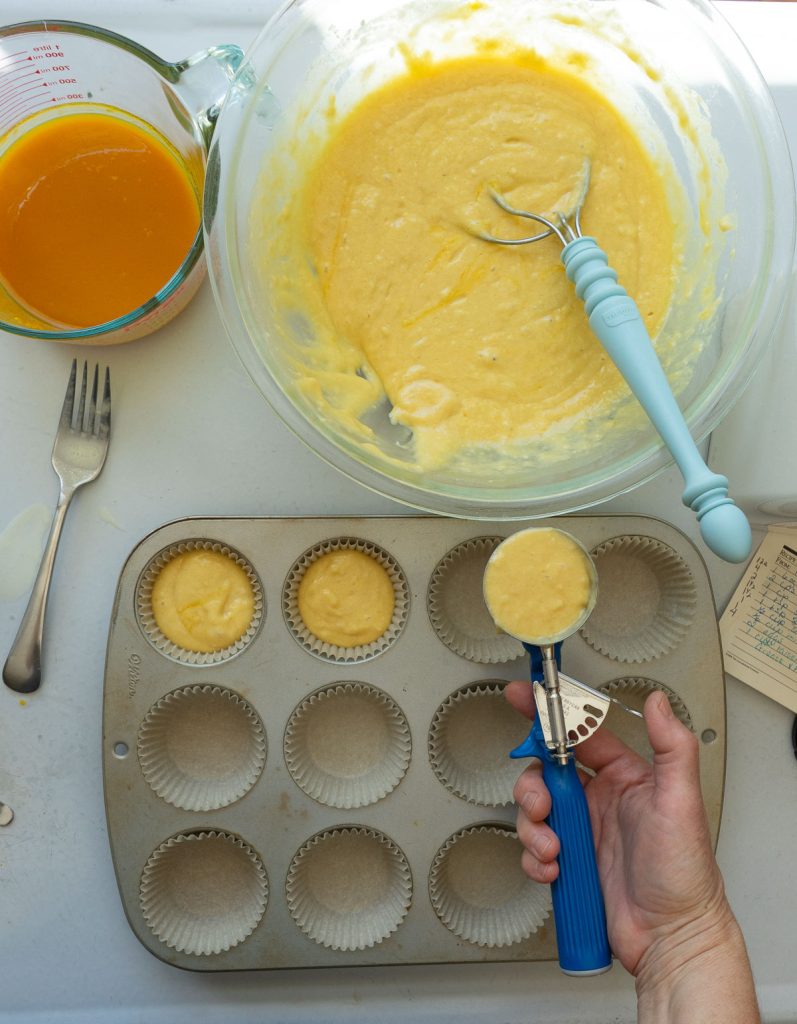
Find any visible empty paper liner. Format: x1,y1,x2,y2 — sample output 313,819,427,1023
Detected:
137,685,266,811
136,540,263,665
580,535,697,662
282,537,409,663
428,537,525,664
284,682,411,809
139,831,268,956
601,678,693,760
286,827,412,950
428,682,529,806
429,825,551,947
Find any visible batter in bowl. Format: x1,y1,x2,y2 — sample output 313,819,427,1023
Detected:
282,52,677,469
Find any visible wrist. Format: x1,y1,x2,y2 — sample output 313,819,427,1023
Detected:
636,903,759,1024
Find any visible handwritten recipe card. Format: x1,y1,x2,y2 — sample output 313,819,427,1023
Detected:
721,526,797,713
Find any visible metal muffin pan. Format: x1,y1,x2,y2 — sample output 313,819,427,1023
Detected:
103,514,725,971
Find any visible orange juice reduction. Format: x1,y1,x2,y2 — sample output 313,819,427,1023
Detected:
0,107,201,328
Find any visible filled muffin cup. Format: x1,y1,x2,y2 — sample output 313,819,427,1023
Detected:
136,540,263,665
282,537,409,663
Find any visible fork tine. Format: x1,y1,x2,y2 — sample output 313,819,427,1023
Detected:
98,367,111,440
87,364,99,434
75,361,88,431
59,359,77,429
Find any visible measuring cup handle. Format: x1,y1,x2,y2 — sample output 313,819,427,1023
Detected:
173,44,245,142
561,237,751,564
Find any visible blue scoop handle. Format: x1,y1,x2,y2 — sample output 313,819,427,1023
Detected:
511,644,612,976
562,238,751,564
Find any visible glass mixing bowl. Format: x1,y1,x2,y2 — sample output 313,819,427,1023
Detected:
205,0,795,519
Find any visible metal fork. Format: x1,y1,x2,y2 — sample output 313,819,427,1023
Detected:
3,360,111,694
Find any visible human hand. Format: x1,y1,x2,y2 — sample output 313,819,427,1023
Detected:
506,682,759,1021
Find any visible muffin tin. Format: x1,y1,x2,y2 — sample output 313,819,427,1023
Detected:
103,514,725,971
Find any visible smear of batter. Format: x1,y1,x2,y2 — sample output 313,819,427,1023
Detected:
0,504,51,602
285,52,676,469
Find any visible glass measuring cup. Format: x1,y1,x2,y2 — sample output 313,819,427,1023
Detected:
0,20,243,344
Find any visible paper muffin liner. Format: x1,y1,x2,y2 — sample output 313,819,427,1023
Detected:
601,678,693,760
137,685,267,812
284,682,411,809
428,682,529,806
286,826,412,950
580,536,697,663
282,537,409,663
429,825,551,948
136,540,264,665
139,830,268,956
428,537,525,664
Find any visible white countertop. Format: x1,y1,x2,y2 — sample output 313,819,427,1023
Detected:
1,3,796,1022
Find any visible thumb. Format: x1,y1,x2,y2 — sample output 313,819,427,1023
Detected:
644,690,701,800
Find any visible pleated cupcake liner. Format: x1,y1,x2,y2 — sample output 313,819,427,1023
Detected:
429,825,551,948
136,539,263,665
428,682,528,807
139,830,268,956
282,537,409,663
137,685,267,812
286,826,412,951
580,535,697,663
427,537,525,664
284,682,411,809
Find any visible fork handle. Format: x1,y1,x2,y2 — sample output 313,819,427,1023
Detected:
3,488,73,694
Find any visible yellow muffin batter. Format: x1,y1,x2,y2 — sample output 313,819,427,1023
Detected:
286,52,675,468
297,549,395,647
483,528,594,641
151,550,255,653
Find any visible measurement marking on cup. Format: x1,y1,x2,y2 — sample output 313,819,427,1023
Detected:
0,93,49,120
0,70,41,91
0,82,43,108
0,98,48,127
0,56,34,69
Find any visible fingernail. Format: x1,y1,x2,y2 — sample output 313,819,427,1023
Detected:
658,693,673,718
520,791,538,817
533,834,553,859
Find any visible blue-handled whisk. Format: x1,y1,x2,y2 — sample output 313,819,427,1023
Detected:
479,163,751,564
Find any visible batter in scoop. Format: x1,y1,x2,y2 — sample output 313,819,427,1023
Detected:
290,52,676,468
484,528,594,642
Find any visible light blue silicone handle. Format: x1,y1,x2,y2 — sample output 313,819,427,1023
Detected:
562,237,752,564
511,645,612,976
